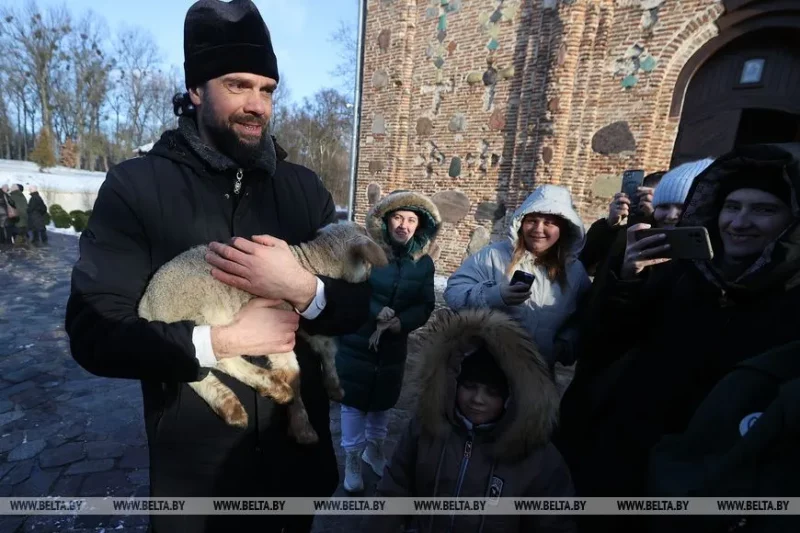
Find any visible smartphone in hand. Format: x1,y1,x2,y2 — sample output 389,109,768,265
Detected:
621,169,645,203
510,270,535,289
634,226,714,260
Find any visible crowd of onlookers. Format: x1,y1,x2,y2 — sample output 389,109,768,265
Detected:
344,142,799,533
0,183,49,246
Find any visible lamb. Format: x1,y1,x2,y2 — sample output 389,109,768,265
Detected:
137,221,388,444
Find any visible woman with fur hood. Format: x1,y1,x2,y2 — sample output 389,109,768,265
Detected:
336,190,442,493
444,185,591,369
369,308,575,533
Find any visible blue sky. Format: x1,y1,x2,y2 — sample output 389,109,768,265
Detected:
3,0,358,104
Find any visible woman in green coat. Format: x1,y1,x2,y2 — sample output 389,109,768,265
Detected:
336,190,441,493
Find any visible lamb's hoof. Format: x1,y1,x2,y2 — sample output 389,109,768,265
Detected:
260,382,294,404
292,425,319,445
221,403,248,429
327,386,345,402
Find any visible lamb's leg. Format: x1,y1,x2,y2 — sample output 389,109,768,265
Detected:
269,352,319,444
188,374,248,428
215,356,294,404
304,333,344,401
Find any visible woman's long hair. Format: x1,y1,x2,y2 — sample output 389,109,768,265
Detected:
505,216,569,287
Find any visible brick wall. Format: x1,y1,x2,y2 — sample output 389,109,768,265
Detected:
355,0,725,274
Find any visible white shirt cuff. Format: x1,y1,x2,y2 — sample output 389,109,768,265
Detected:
297,277,327,320
192,325,218,368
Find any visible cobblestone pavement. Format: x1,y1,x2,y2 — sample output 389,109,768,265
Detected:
0,235,573,533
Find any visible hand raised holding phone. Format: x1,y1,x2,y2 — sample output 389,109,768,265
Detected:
500,270,534,306
620,223,672,280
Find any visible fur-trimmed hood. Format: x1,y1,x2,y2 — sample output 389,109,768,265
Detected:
413,308,560,461
680,142,800,292
508,185,585,259
366,190,442,261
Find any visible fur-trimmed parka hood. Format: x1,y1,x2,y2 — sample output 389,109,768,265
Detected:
680,142,800,292
366,190,442,261
413,308,560,461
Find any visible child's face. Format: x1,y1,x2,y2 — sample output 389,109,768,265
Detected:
456,381,504,426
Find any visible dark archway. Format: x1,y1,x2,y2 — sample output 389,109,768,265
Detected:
671,11,800,165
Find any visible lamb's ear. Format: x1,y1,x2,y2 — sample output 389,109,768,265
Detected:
352,236,388,267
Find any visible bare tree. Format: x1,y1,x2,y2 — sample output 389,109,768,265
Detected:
329,18,358,95
113,26,162,149
0,1,72,134
269,72,291,134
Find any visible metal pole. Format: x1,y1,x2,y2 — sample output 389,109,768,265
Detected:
347,0,367,221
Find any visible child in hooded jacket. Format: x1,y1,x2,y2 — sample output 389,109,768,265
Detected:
369,308,576,533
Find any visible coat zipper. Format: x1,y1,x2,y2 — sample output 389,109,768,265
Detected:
233,168,243,195
447,432,474,532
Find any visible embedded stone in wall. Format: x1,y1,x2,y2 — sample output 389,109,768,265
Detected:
474,201,505,222
378,29,391,51
591,121,636,156
368,160,385,173
416,117,434,136
483,67,497,86
466,72,483,85
557,43,568,66
543,0,557,9
489,108,506,131
499,66,514,79
372,114,386,135
621,75,638,88
547,97,561,114
542,146,554,164
448,157,462,178
448,113,467,133
592,173,621,199
372,70,389,89
466,226,491,258
367,183,382,206
640,55,657,72
640,0,665,9
447,41,457,56
432,190,471,223
641,8,659,30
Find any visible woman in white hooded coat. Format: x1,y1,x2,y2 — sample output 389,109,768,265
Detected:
444,185,591,368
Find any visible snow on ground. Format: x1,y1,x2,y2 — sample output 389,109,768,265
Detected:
0,159,105,193
434,275,448,293
46,224,81,237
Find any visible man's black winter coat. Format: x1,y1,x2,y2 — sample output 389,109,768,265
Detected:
65,125,370,533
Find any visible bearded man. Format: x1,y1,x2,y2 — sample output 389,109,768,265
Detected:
65,1,370,532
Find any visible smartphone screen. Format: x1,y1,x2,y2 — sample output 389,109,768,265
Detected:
511,270,534,288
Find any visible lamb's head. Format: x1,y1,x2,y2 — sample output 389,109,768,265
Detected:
299,221,388,282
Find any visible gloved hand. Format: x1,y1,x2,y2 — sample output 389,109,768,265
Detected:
499,282,531,306
369,308,400,351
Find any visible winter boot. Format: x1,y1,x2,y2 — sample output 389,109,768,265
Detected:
343,449,364,493
361,439,386,477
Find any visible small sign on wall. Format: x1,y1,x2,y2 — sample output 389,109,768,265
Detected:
740,58,765,85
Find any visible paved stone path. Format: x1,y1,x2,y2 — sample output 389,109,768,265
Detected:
0,235,149,533
0,234,573,533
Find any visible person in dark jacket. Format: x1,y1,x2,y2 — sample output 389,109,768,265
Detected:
8,184,28,245
557,143,800,533
579,170,665,275
367,309,574,533
335,190,441,492
0,184,12,245
27,186,48,244
64,2,370,533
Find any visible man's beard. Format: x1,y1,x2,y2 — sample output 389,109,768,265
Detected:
200,105,269,168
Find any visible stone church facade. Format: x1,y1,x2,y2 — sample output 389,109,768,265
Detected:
353,0,800,273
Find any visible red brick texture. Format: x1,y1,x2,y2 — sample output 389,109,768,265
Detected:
355,0,725,274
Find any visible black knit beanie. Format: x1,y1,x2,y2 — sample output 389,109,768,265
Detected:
183,0,279,89
457,344,509,400
717,166,793,208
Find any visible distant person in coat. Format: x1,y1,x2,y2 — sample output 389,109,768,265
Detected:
8,184,28,245
0,184,13,245
367,309,575,533
65,1,370,532
335,190,441,493
444,184,591,370
27,186,49,244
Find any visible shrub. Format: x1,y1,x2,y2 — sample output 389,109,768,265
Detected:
30,128,57,170
69,210,89,233
49,204,71,228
